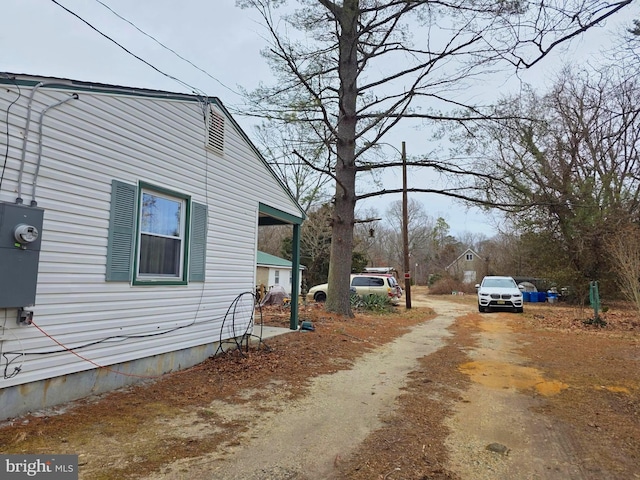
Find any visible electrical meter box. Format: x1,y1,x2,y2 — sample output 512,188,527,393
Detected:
0,202,44,308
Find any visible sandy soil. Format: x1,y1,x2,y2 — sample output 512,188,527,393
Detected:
145,297,467,480
446,313,584,479
0,287,638,480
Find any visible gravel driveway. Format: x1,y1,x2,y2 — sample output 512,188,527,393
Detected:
145,297,467,479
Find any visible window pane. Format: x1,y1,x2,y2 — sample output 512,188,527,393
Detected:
141,193,181,237
139,234,181,276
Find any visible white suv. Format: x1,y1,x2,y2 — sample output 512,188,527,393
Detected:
307,274,401,305
476,276,524,313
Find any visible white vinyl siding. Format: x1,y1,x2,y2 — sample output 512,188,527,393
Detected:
0,82,303,389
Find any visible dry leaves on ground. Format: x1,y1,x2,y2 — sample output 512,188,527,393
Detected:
0,293,638,479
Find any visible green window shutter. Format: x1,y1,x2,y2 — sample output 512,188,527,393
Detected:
189,202,208,282
106,180,137,282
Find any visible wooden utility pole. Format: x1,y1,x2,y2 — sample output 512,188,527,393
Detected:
402,141,412,309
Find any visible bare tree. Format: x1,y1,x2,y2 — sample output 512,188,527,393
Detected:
353,205,382,265
365,223,399,270
253,121,333,212
615,17,640,67
457,231,488,254
607,225,640,311
258,225,290,256
237,0,633,315
478,232,523,277
299,204,333,287
451,66,640,289
384,198,434,268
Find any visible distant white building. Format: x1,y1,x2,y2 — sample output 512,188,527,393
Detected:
256,251,305,295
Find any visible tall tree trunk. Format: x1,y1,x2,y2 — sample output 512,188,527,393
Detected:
325,0,359,316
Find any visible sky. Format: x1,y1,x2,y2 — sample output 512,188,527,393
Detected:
2,0,638,239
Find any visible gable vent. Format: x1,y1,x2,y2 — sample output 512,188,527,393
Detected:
207,109,225,155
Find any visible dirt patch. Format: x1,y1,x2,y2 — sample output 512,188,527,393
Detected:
335,307,474,480
514,303,640,478
0,295,450,479
153,311,458,480
444,299,640,480
0,290,638,479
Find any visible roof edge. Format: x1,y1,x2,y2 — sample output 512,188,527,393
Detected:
0,72,306,222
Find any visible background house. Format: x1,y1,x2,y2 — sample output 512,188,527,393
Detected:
445,248,486,284
256,251,305,296
0,73,305,420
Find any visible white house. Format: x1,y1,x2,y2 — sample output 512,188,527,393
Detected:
256,251,304,295
0,73,305,420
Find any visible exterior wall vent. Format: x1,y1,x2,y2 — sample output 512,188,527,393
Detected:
207,109,225,155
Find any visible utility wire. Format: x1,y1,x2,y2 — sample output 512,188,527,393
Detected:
2,292,265,380
0,75,21,193
92,0,242,98
50,0,203,96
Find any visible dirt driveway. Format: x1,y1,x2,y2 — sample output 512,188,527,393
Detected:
1,288,638,479
145,297,465,480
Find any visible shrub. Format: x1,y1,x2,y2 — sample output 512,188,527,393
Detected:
350,291,364,309
429,277,476,295
353,294,394,313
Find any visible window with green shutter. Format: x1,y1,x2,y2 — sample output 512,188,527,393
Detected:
106,180,207,284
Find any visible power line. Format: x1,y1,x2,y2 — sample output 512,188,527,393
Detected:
92,0,242,98
0,75,21,194
50,0,203,95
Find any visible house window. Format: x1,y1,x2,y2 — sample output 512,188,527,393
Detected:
466,253,473,261
274,270,280,285
106,180,208,285
138,188,186,279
